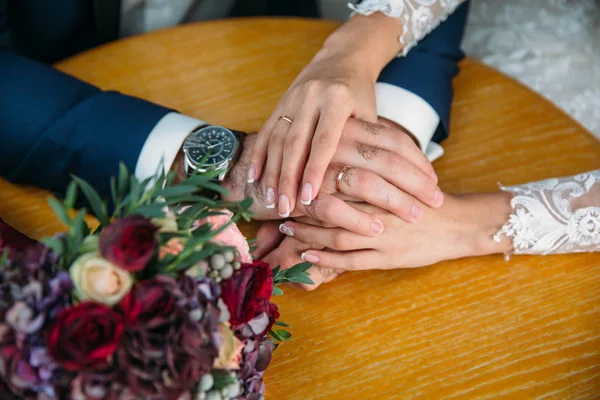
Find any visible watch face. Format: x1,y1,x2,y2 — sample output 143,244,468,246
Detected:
183,126,238,167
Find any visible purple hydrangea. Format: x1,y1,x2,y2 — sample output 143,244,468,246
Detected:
236,337,275,400
0,244,75,399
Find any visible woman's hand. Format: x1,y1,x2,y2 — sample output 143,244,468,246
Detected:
249,48,378,218
278,193,515,271
247,13,406,218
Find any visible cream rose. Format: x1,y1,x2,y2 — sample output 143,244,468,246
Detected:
214,323,244,370
69,253,133,306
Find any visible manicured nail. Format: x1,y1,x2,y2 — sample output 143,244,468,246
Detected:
278,194,290,218
371,219,384,235
431,171,438,183
247,165,256,183
434,189,444,206
265,187,276,209
300,183,313,205
301,252,320,264
412,204,423,220
279,223,294,237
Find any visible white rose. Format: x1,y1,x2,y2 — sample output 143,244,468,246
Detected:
70,253,133,306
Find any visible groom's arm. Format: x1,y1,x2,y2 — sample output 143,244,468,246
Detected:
0,50,206,198
374,0,470,161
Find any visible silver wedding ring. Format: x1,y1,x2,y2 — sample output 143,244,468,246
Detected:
278,115,294,125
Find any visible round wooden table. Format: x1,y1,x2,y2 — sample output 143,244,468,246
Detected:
2,19,600,399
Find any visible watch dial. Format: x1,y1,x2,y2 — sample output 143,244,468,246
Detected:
183,126,237,167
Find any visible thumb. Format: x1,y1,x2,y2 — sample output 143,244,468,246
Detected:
252,221,284,260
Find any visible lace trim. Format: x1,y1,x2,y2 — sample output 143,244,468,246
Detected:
349,0,465,56
493,170,600,255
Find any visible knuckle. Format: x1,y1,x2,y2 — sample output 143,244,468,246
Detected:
386,153,405,171
304,80,323,96
284,132,302,151
332,232,349,250
357,143,380,162
278,175,296,190
327,82,351,100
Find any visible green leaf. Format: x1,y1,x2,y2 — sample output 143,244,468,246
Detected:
0,251,9,267
269,329,284,342
165,196,217,207
64,181,78,209
135,204,167,219
286,274,315,285
155,185,198,198
285,261,312,278
274,330,292,341
118,162,129,199
71,176,109,226
272,286,284,296
109,176,118,207
211,370,237,389
48,197,72,227
274,320,289,327
42,236,64,255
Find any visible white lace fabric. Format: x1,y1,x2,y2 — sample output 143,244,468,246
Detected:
350,0,466,56
494,170,600,255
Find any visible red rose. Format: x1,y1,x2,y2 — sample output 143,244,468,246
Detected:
118,276,179,328
220,261,279,337
46,302,124,371
100,215,158,272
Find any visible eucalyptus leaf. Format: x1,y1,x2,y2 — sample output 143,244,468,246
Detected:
272,286,284,296
274,321,289,327
48,197,72,227
64,181,78,209
71,176,109,226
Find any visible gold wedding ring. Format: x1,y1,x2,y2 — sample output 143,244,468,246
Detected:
336,165,352,192
278,115,294,125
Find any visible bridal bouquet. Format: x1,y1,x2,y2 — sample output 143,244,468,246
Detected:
0,165,311,400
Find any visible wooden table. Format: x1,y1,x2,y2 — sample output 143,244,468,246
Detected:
1,19,600,400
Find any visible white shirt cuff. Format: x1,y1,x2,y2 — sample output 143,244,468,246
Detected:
135,112,207,181
375,82,444,162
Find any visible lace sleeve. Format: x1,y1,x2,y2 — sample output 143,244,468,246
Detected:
493,170,600,255
349,0,466,56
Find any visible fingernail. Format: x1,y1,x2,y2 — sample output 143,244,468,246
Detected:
300,183,313,205
265,187,276,209
247,165,256,183
412,204,423,220
278,194,290,218
434,189,444,206
371,219,384,235
279,223,294,237
301,252,320,264
431,171,438,183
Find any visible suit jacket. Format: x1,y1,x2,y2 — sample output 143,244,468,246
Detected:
0,0,469,198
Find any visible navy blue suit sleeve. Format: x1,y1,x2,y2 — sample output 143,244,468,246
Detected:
377,1,470,144
0,50,172,198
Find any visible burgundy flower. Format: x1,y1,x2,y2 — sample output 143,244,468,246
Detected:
118,276,179,328
46,302,124,371
116,276,220,399
100,216,158,272
220,261,279,337
0,219,37,258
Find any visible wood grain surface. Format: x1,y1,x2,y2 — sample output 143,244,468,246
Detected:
1,18,599,400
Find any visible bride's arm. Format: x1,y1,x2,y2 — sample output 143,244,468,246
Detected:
350,0,468,56
492,170,600,255
277,169,600,275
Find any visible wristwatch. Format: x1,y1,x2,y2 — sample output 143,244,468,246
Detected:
182,125,243,181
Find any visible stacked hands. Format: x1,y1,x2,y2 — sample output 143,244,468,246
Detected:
221,119,512,290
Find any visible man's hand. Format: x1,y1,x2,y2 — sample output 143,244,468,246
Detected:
222,118,443,231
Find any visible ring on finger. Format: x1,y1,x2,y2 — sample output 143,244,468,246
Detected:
335,165,352,192
277,115,294,125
